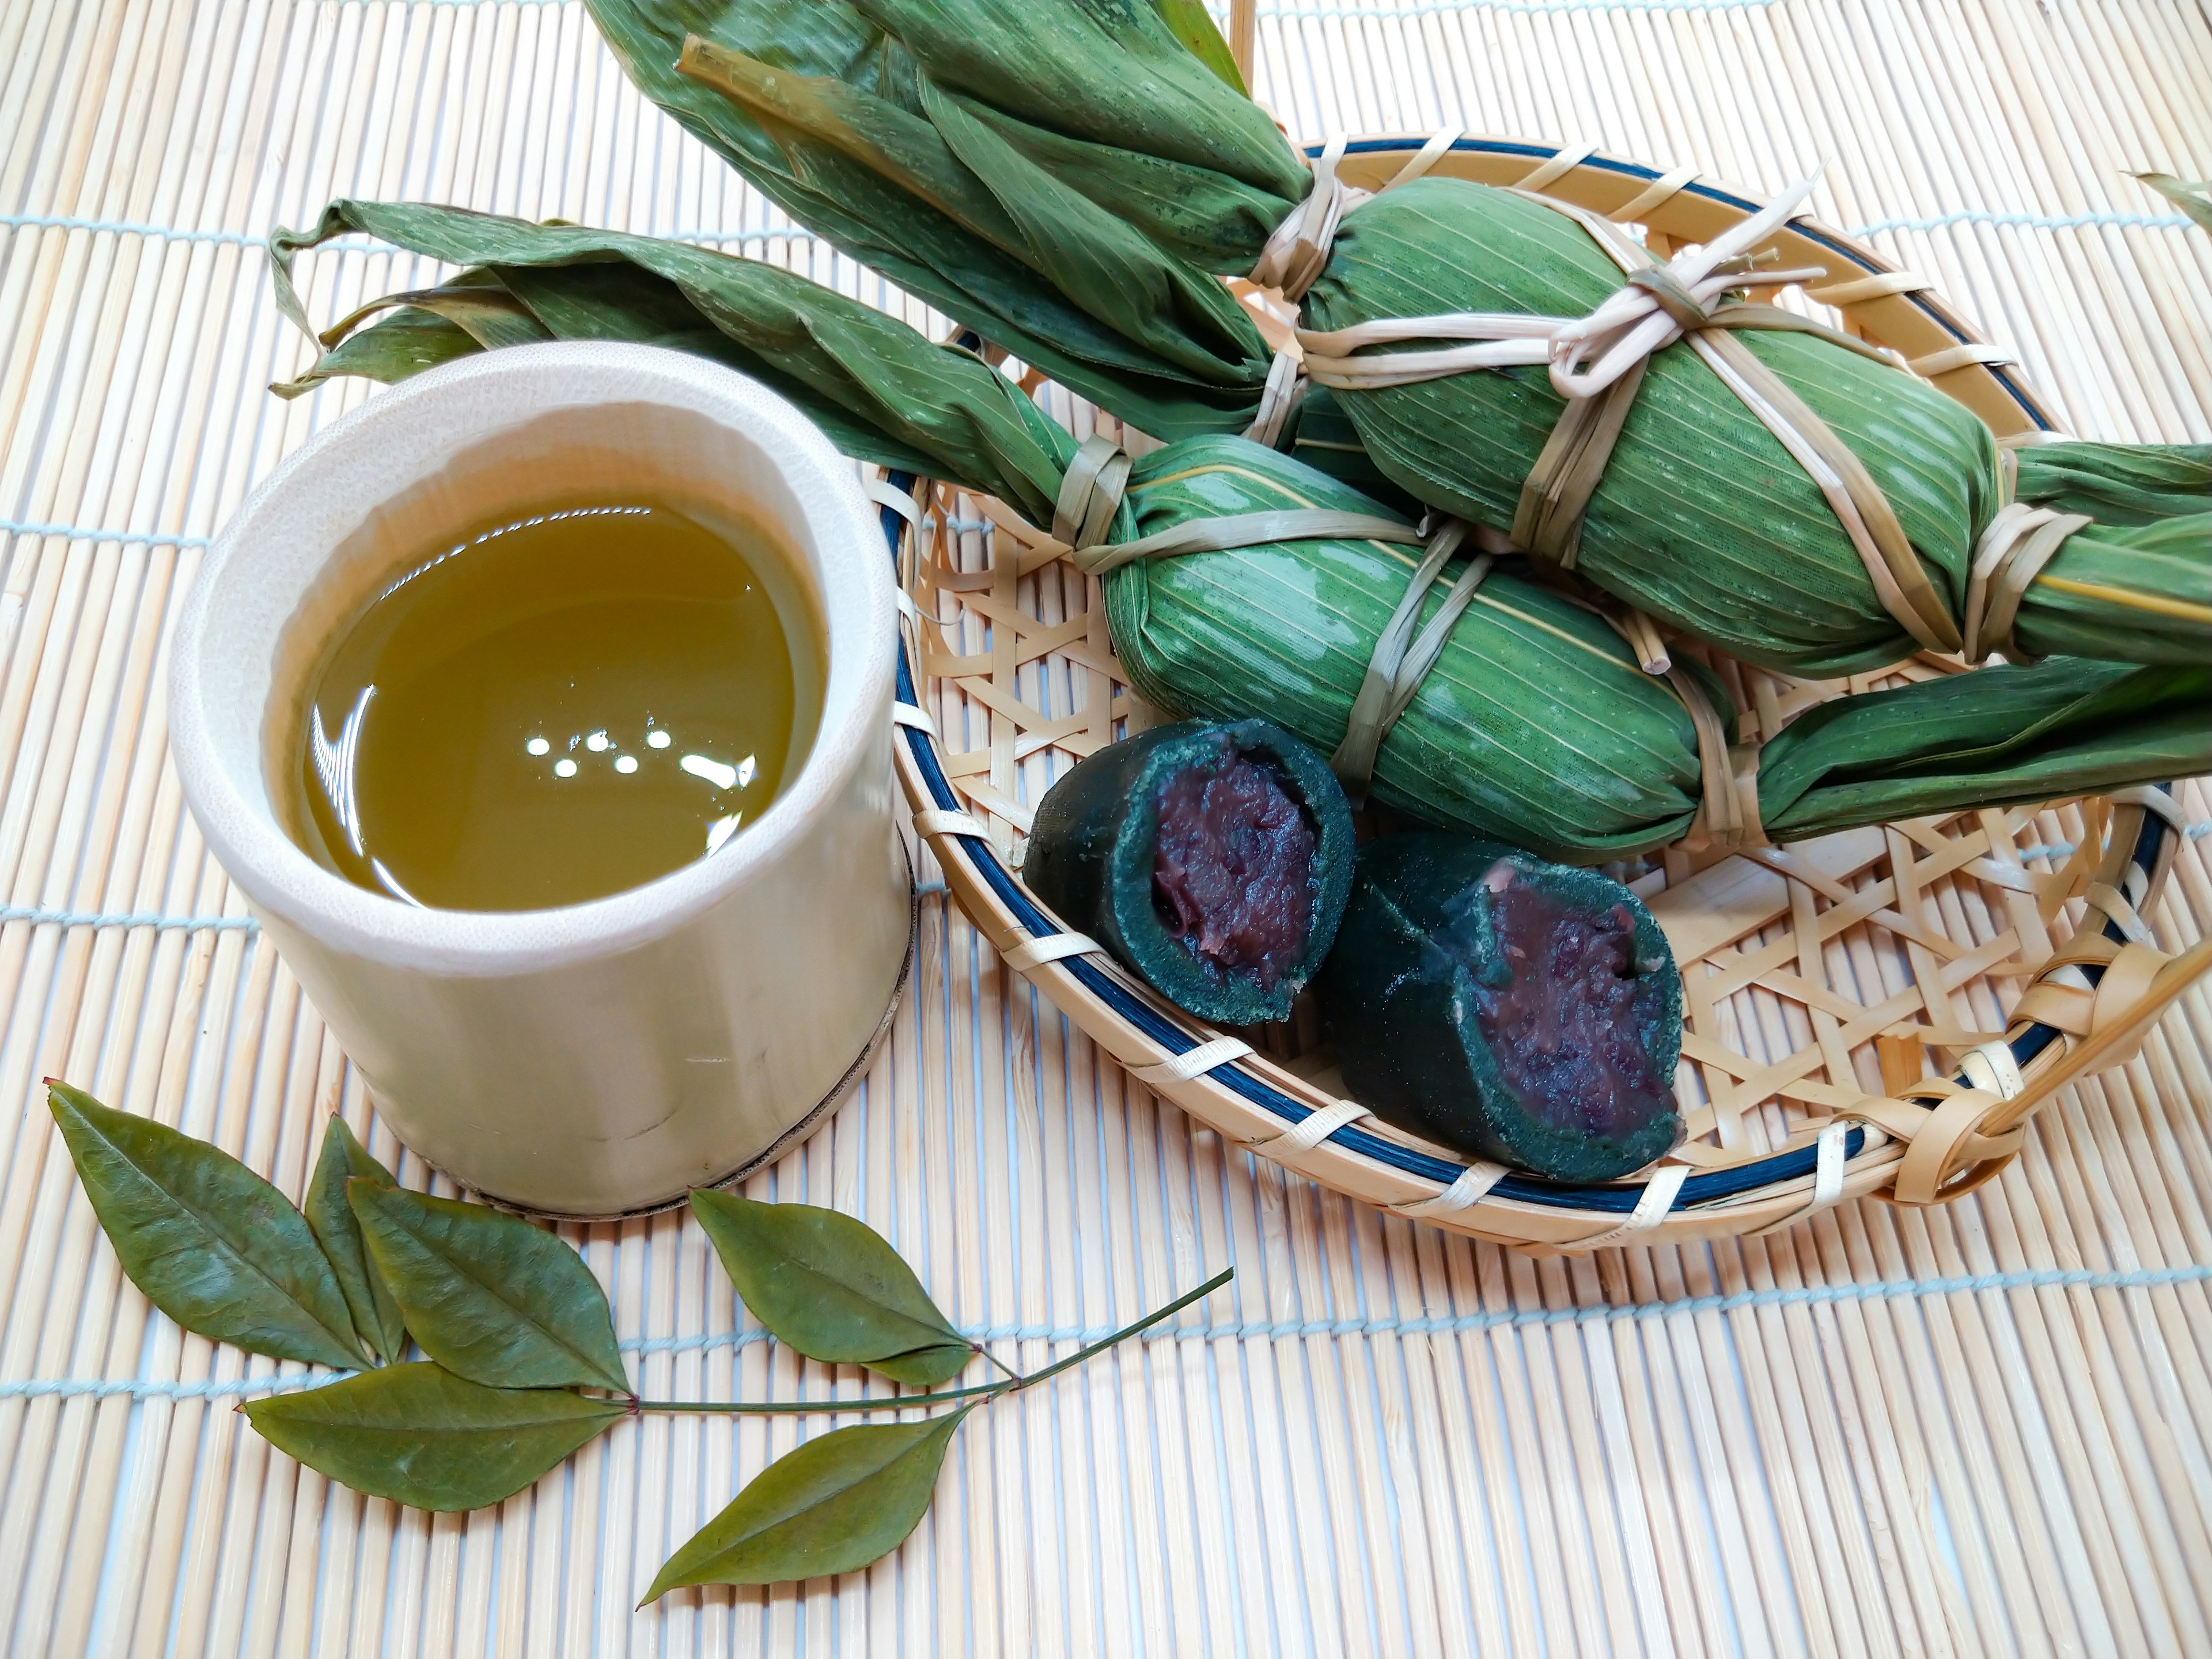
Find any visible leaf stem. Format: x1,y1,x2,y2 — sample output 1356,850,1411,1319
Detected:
1010,1267,1233,1391
631,1267,1233,1416
976,1343,1025,1385
635,1376,1012,1415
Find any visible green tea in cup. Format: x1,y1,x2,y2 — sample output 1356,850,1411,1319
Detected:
294,499,820,912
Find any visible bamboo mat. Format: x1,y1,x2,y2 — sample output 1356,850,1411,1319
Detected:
0,1,2207,1654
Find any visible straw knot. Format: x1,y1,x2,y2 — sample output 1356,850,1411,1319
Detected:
1962,501,2090,665
1247,130,1464,314
1241,129,1464,444
1249,137,1366,305
1051,434,1132,552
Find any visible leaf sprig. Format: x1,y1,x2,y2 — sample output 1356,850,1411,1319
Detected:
46,1082,1228,1598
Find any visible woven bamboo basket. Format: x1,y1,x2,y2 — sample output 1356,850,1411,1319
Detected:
882,135,2207,1254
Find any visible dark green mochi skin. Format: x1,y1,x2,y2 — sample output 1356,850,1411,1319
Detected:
1319,835,1685,1182
1023,719,1355,1025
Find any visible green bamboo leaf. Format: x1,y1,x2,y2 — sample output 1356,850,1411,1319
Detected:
244,1363,624,1512
2132,172,2212,234
642,1409,968,1599
348,1182,628,1393
47,1082,365,1370
304,1118,407,1366
1152,0,1246,93
690,1192,971,1387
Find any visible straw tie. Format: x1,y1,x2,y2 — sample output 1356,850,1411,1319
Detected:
1654,653,1769,853
1963,502,2093,664
1041,437,1494,797
1279,146,1967,658
1045,434,1423,579
1241,129,1463,444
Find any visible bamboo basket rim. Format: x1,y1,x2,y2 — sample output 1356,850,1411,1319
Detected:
886,135,2207,1253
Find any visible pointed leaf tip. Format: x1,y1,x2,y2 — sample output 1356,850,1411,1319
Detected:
348,1182,628,1393
47,1081,365,1369
642,1409,969,1599
688,1191,969,1387
305,1118,407,1365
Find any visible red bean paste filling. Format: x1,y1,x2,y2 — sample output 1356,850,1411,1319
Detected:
1455,868,1673,1142
1151,744,1317,991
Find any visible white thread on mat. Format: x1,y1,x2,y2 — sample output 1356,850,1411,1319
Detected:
891,701,937,734
18,1262,2207,1400
1131,1036,1255,1087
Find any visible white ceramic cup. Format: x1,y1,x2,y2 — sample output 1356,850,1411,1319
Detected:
169,343,911,1217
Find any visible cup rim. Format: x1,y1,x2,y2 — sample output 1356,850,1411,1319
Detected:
168,342,896,976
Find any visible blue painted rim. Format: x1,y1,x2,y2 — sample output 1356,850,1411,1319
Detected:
888,138,2165,1217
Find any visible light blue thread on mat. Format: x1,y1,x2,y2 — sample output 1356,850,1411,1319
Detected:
276,0,1785,9
0,214,264,247
1,213,815,250
1259,1,1782,15
0,906,256,933
0,519,211,548
1852,209,2192,236
12,1263,2204,1401
3,824,2195,935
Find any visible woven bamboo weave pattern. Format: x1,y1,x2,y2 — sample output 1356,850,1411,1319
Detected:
1,2,2208,1655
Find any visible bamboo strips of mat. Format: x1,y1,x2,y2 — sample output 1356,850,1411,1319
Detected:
0,2,2205,1654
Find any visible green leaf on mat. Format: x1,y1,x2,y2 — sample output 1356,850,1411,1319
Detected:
2132,172,2212,233
48,1082,366,1370
347,1181,628,1393
642,1409,968,1599
689,1192,971,1388
303,1118,407,1366
1152,0,1245,93
244,1363,624,1512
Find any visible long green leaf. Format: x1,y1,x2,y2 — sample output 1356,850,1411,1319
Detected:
304,1118,407,1366
580,0,1268,437
642,1410,968,1599
48,1083,365,1370
1759,658,2211,840
1152,0,1246,93
268,202,1074,529
690,1192,971,1387
348,1182,628,1393
244,1363,624,1512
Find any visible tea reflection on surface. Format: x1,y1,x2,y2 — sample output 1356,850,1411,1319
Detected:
298,501,815,912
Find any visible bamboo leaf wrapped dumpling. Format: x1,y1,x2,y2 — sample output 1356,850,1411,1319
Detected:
1022,719,1355,1025
616,4,2207,677
1318,836,1684,1183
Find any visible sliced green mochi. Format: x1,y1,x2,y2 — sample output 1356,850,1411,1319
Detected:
1319,835,1684,1182
1023,719,1354,1025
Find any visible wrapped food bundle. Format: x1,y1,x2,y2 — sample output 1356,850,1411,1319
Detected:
576,0,2208,679
1319,837,1684,1183
270,207,2212,862
1022,719,1354,1024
